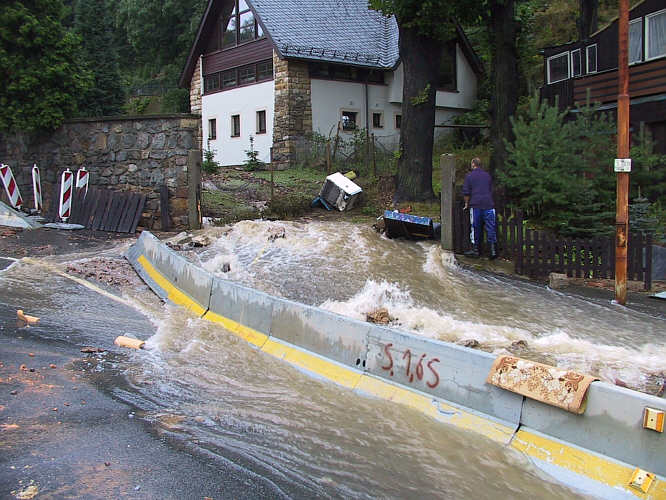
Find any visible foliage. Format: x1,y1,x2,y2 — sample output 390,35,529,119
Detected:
501,95,615,237
161,88,190,113
630,124,666,203
115,0,207,78
243,136,265,171
202,142,220,174
74,0,125,117
125,96,152,115
0,0,92,133
629,195,658,236
265,193,312,219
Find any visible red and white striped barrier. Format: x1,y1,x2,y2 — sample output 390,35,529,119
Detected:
32,164,42,213
0,163,23,210
59,169,73,222
75,167,89,194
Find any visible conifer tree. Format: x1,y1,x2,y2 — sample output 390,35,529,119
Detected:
0,0,91,133
74,0,125,117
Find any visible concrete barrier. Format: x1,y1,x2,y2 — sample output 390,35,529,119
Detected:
520,381,666,477
269,297,370,369
125,231,213,316
365,328,524,427
126,232,666,499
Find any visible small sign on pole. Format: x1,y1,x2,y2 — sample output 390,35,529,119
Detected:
614,158,631,172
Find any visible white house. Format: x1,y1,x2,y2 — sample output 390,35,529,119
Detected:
179,0,483,168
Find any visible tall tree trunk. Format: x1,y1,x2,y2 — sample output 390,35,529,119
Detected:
489,0,519,177
395,24,440,202
578,0,599,40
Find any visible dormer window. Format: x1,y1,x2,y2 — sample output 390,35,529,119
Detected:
547,51,569,84
629,18,643,64
571,49,581,77
586,44,597,73
221,0,264,49
646,9,666,60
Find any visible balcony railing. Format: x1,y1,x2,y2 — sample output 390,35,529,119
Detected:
540,57,666,109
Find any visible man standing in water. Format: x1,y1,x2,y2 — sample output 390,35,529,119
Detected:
462,158,497,259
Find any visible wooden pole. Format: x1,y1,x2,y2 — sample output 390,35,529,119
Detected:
325,141,331,174
440,154,455,251
371,133,377,178
615,0,630,305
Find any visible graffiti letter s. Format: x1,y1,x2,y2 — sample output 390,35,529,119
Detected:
426,358,440,388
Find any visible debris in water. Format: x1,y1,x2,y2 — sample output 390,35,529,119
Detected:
510,340,529,349
459,339,480,349
365,308,394,325
381,210,441,240
12,483,39,499
80,347,106,353
267,227,285,241
114,336,145,350
222,263,231,273
49,364,56,369
17,310,39,325
314,172,362,211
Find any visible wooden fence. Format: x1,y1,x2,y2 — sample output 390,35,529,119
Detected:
453,201,653,290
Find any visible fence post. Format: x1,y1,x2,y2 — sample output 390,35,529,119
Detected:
325,142,331,173
187,149,202,230
516,210,523,275
440,154,455,251
371,134,377,178
645,232,653,291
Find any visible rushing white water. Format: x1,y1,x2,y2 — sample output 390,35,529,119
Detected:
3,218,662,498
194,219,666,393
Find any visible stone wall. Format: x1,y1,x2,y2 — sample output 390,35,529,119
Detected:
0,114,201,230
190,57,203,116
272,51,312,169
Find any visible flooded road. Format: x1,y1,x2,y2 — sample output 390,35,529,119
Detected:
2,219,664,498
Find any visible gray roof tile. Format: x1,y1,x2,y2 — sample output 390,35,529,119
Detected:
248,0,399,68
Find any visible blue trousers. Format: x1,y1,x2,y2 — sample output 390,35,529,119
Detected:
469,208,497,245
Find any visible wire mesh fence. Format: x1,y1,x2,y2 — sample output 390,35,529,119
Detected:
291,127,399,177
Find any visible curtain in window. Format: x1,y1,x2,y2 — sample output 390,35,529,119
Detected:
629,20,643,63
648,11,666,59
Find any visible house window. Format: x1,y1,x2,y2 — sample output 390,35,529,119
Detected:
222,69,237,88
547,51,569,83
257,60,273,80
341,111,357,131
220,0,264,49
646,9,666,60
256,110,266,134
395,114,402,129
238,64,256,84
204,74,220,92
372,112,383,129
438,42,457,90
208,119,217,140
586,44,597,73
231,115,240,137
571,49,582,77
629,18,643,64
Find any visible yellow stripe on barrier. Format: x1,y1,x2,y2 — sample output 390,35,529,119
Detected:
203,311,268,348
355,375,515,444
133,247,666,496
511,429,666,499
260,339,362,389
137,255,207,317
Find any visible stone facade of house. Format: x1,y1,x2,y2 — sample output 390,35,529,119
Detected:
271,51,312,169
0,115,201,230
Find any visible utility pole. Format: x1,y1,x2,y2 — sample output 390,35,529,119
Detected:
615,0,630,304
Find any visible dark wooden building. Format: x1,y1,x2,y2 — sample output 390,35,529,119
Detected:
540,0,666,153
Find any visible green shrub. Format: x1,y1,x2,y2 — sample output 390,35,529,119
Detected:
161,88,190,113
202,143,220,174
